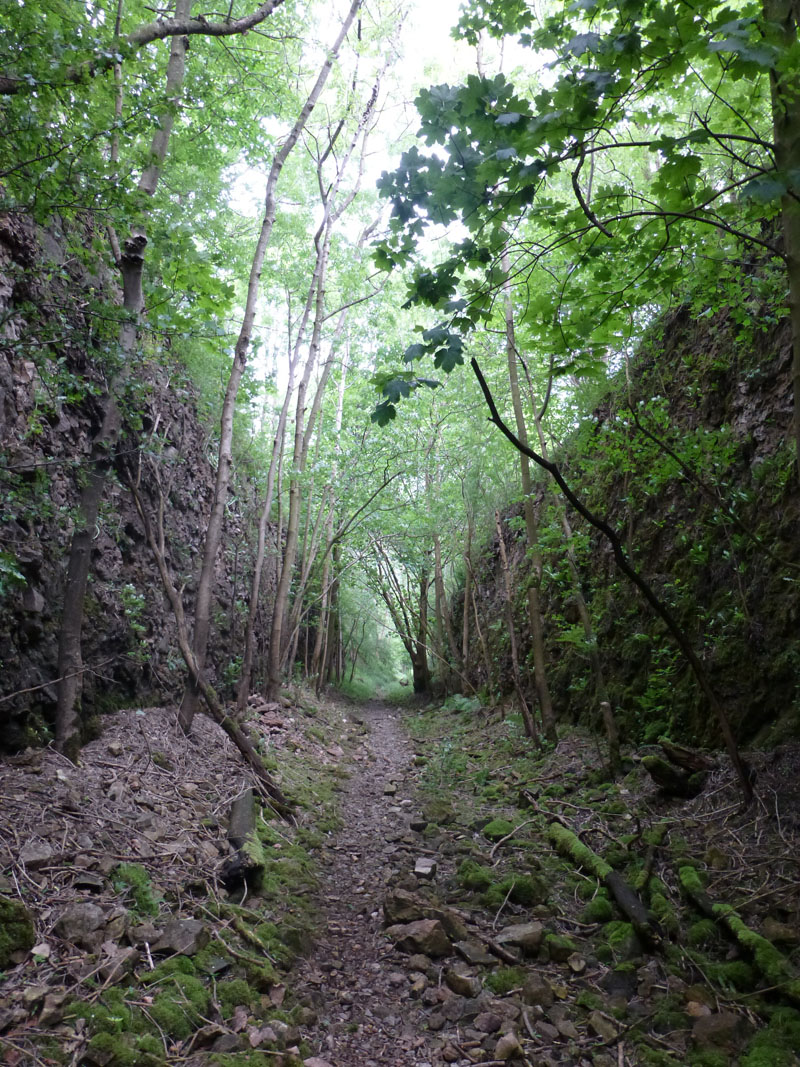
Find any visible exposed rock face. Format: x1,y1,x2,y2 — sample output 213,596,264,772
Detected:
0,213,273,749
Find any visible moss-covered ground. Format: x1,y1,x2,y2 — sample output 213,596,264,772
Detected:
403,697,800,1065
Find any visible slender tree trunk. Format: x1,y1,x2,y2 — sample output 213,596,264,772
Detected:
265,236,333,699
462,520,472,664
236,348,299,710
322,543,341,686
501,252,557,743
55,0,191,755
413,569,431,693
179,0,362,731
433,531,461,684
495,510,539,742
312,354,348,691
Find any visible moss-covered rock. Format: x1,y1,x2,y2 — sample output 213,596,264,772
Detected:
580,892,614,923
217,978,258,1018
739,1007,800,1067
482,873,548,907
482,818,515,842
604,921,642,960
544,932,577,962
0,895,35,967
485,966,526,995
457,859,495,891
149,974,210,1039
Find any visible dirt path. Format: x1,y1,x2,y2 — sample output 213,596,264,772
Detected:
296,700,441,1067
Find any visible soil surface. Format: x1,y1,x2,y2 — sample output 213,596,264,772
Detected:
2,695,799,1067
295,700,441,1066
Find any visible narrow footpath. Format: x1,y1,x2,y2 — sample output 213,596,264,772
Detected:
296,700,442,1066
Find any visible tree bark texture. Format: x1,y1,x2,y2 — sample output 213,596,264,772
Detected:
495,510,538,743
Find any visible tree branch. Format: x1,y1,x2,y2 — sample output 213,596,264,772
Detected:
1,0,287,95
469,355,753,804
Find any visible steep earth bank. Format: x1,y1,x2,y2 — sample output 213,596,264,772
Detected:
0,212,273,748
459,296,799,749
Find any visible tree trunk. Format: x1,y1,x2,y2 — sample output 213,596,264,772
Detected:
462,519,472,664
179,0,362,731
495,510,539,743
236,347,299,711
763,0,800,474
265,236,332,700
312,354,348,691
501,252,557,743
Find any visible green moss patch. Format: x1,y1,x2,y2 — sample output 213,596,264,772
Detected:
0,895,35,967
482,818,515,842
216,978,258,1018
482,872,547,907
112,863,159,917
149,974,210,1039
604,921,642,960
85,1032,163,1067
740,1007,800,1067
457,859,495,891
688,919,720,948
485,966,526,994
580,892,614,923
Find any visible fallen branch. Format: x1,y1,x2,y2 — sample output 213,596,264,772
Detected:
678,866,800,1003
126,467,292,814
548,822,662,947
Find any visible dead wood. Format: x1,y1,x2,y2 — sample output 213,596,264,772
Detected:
659,738,716,772
678,866,800,1003
641,755,707,798
221,787,265,889
549,822,662,948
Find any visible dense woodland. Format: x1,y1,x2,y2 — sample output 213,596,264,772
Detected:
1,1,800,1065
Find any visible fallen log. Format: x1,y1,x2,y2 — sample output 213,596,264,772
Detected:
659,738,716,773
548,822,662,947
221,787,266,890
678,866,800,1004
641,755,707,798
